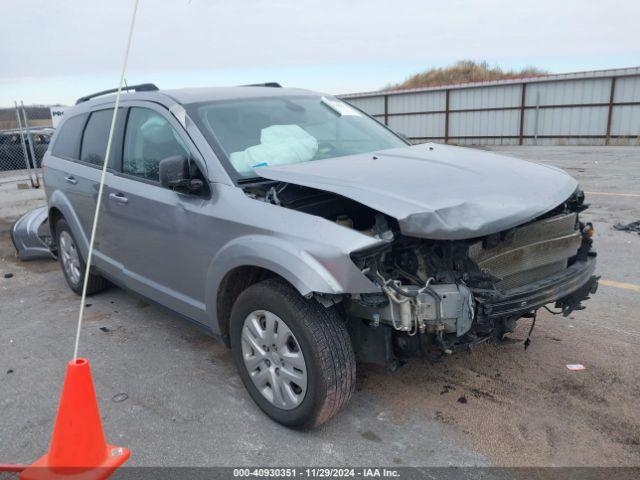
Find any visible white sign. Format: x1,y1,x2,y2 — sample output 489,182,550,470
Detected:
50,107,67,128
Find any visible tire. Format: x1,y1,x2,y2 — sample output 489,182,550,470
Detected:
230,278,356,429
54,218,108,295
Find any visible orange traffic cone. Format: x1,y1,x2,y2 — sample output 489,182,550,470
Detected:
20,358,130,480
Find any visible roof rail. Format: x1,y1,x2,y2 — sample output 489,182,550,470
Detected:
240,82,282,88
75,83,159,105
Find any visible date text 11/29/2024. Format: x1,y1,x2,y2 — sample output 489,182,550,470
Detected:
233,468,401,478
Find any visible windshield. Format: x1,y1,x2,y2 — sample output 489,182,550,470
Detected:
187,95,407,179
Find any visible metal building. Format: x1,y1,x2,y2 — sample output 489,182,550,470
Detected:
340,66,640,146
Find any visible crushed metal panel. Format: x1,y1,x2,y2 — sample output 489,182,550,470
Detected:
257,143,578,240
10,206,55,260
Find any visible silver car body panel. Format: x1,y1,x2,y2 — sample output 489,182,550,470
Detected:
45,167,384,329
257,143,578,240
44,89,386,334
10,206,55,260
42,86,581,337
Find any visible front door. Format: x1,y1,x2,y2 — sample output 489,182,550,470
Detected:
101,104,211,323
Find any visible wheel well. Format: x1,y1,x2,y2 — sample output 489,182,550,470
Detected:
48,208,63,243
216,266,279,346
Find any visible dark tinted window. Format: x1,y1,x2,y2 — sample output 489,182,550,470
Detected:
52,115,86,159
122,107,189,182
80,109,115,166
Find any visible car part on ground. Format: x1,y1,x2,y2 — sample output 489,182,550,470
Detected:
613,220,640,234
9,206,55,260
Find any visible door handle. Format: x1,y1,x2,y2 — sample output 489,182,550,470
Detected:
64,175,78,185
109,192,129,204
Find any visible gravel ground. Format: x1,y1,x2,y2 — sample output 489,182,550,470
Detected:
1,147,640,468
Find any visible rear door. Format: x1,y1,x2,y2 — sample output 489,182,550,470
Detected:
44,108,124,274
100,103,211,323
73,109,119,236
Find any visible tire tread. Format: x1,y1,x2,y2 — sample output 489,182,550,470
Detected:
231,278,356,428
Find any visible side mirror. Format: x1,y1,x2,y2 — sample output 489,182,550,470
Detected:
159,155,203,193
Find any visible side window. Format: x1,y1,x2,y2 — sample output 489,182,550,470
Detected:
80,109,114,166
52,114,86,159
122,108,189,182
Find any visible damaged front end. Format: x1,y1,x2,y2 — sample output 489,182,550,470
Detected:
346,189,598,366
243,148,599,367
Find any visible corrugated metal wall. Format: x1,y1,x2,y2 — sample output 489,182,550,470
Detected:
340,67,640,146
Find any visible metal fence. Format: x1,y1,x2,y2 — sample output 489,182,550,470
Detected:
0,103,52,187
340,66,640,146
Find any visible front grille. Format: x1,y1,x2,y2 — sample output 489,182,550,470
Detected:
468,213,582,291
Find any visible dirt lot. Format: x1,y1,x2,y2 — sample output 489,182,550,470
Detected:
362,318,640,466
1,147,640,467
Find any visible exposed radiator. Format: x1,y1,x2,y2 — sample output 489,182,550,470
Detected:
468,213,582,291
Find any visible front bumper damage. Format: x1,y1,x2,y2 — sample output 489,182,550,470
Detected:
346,198,599,365
473,257,599,320
348,257,599,366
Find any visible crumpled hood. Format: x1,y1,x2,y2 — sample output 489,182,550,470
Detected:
256,143,578,240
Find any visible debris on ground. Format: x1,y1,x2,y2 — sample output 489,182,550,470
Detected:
613,220,640,234
111,393,128,403
3,272,13,278
566,364,586,371
99,327,111,333
6,369,14,374
440,385,455,395
457,396,468,404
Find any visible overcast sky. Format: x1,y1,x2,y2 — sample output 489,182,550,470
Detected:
1,0,639,107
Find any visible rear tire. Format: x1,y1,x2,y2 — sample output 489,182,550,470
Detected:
230,278,356,429
54,218,108,295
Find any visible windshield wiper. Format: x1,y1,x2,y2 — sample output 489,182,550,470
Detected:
237,176,272,185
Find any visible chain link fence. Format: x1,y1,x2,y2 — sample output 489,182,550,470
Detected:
0,104,53,187
0,129,50,171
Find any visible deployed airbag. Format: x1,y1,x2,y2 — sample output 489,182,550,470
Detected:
230,125,318,175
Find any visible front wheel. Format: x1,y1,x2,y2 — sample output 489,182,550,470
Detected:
229,278,356,429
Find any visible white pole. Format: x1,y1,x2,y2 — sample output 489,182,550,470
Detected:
72,0,140,360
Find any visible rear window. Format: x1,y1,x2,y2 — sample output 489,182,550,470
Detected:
80,109,115,167
51,114,86,159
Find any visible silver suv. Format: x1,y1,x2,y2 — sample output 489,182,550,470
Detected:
43,83,598,428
